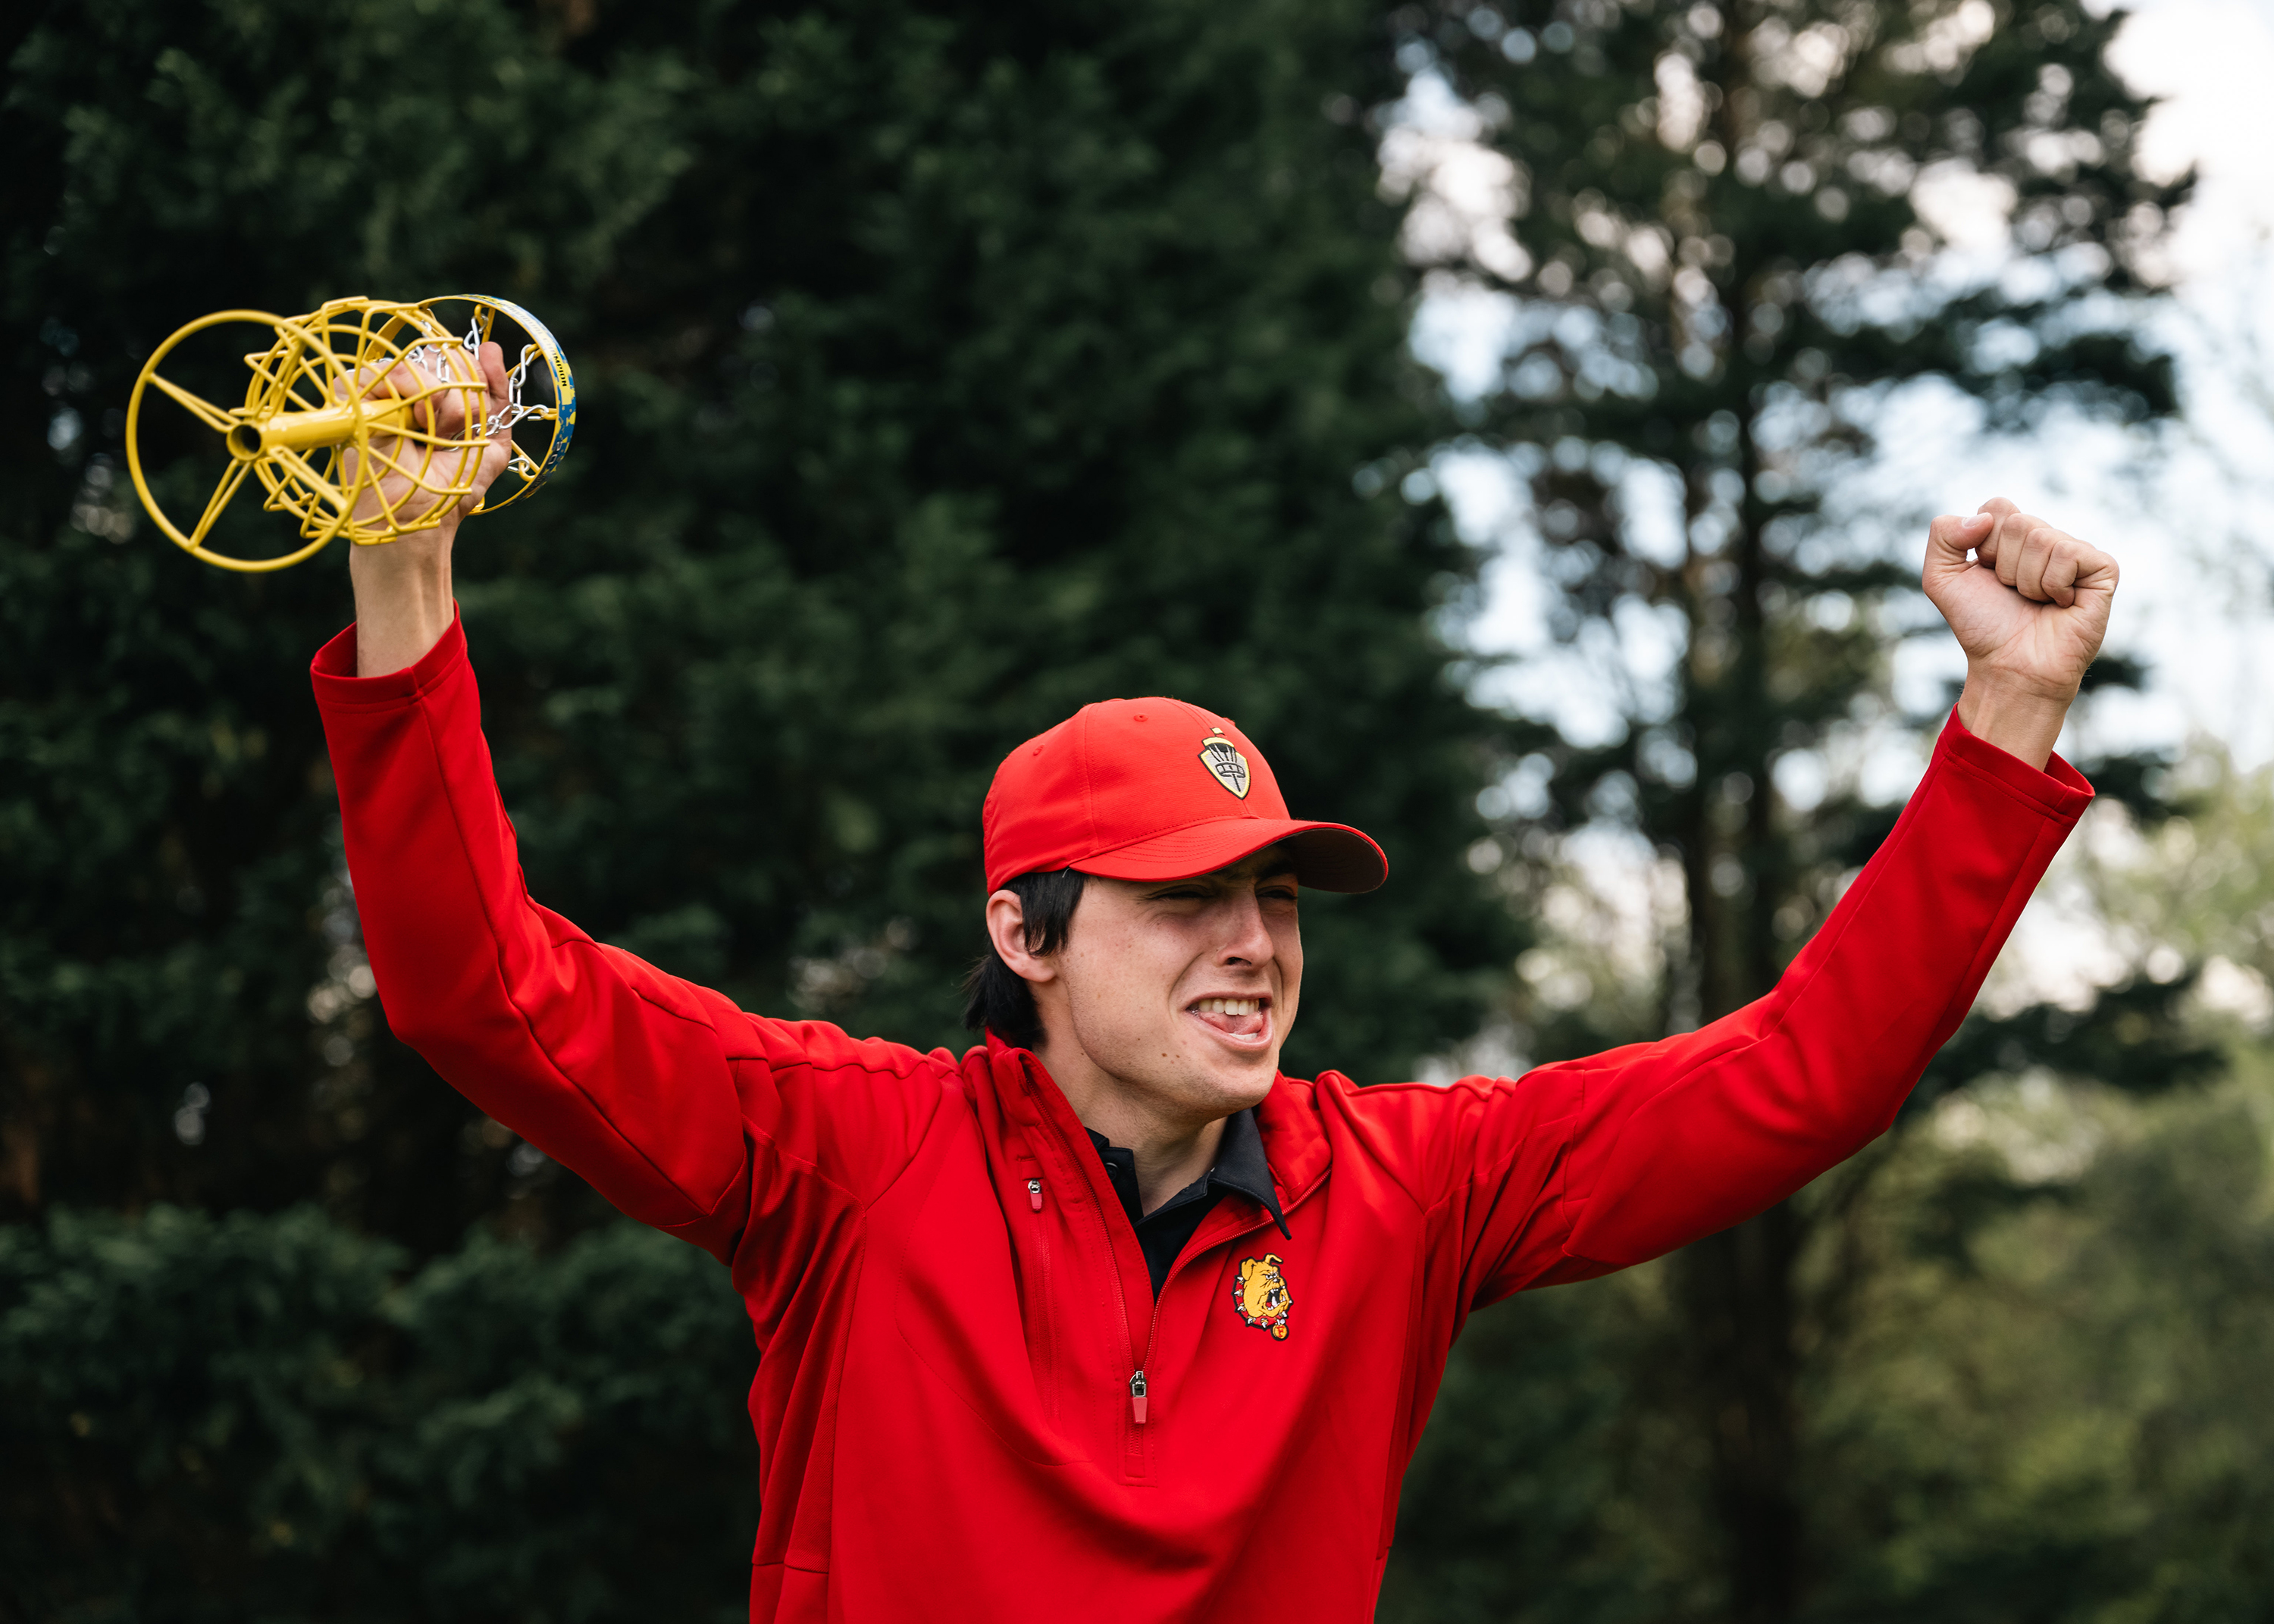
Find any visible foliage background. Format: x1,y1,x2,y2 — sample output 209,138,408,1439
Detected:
7,0,2274,1620
2,0,1509,1255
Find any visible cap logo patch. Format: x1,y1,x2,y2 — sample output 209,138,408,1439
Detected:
1198,733,1251,799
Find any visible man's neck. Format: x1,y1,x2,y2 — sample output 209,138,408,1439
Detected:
1092,1109,1226,1217
1033,1040,1228,1216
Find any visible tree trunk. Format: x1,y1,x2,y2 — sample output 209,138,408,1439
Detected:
1677,400,1806,1622
1679,1205,1804,1624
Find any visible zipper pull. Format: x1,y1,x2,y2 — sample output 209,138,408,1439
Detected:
1026,1177,1043,1213
1129,1369,1148,1425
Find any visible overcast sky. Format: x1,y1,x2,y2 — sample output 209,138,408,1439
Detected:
1404,0,2274,1028
1421,0,2274,773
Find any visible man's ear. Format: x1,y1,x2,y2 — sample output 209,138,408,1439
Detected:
985,889,1057,984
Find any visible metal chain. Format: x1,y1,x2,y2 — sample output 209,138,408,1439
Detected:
399,316,556,440
485,343,554,437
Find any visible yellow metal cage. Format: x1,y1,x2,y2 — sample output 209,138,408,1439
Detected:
125,294,575,572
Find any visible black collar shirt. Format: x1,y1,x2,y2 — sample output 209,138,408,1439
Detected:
1085,1107,1289,1297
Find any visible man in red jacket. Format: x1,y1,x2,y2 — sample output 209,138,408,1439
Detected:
317,353,2115,1621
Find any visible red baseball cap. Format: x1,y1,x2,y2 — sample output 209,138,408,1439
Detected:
982,697,1387,893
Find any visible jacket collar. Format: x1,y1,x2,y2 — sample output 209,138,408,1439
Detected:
1085,1106,1289,1238
979,1032,1331,1220
1206,1107,1287,1233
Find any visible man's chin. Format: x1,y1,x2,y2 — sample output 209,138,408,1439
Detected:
1082,1025,1283,1121
1185,1053,1280,1116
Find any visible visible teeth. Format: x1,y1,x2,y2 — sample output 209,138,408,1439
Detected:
1197,998,1261,1017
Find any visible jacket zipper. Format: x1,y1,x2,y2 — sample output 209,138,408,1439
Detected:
1022,1060,1145,1447
1024,1173,1058,1417
1132,1284,1166,1425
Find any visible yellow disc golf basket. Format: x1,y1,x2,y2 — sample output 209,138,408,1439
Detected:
125,295,575,571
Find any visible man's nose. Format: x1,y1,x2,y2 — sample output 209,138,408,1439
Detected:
1216,890,1274,965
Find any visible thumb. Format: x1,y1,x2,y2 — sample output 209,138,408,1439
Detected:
1923,512,1993,584
1927,511,1992,563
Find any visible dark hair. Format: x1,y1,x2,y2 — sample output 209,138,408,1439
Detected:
963,868,1088,1051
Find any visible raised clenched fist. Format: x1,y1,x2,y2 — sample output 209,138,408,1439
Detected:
1922,498,2121,768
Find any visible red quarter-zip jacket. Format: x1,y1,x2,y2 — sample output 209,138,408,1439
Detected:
312,615,2091,1622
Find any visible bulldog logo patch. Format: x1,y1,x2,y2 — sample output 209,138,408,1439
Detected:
1198,731,1251,799
1233,1254,1292,1340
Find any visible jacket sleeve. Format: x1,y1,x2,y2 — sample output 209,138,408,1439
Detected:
311,615,951,1269
1335,710,2092,1310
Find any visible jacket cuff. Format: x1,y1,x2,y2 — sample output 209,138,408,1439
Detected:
1936,706,2094,822
310,610,467,713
